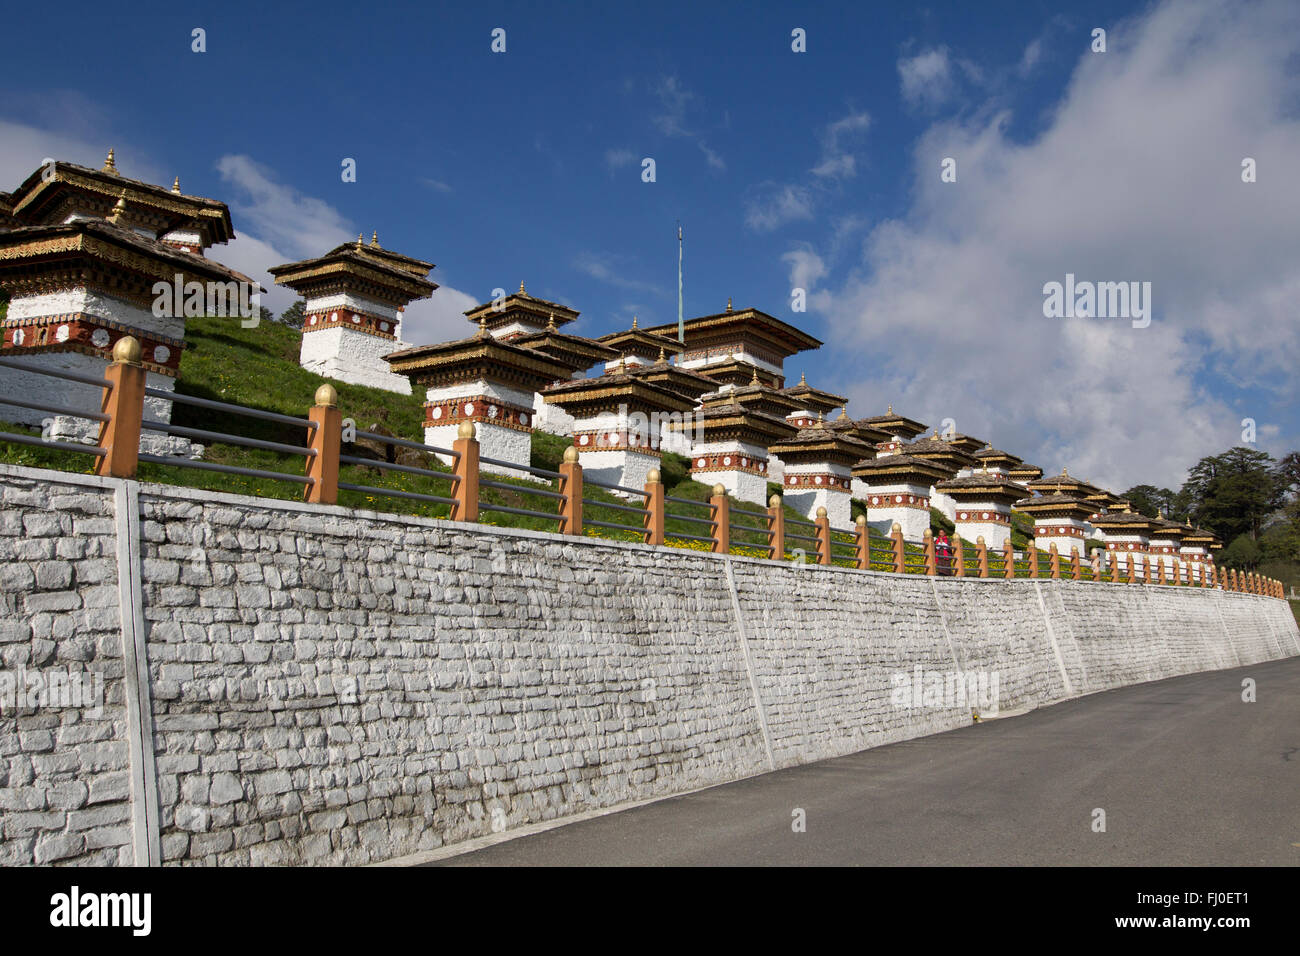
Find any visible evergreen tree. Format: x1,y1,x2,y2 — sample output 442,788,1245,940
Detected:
279,300,305,329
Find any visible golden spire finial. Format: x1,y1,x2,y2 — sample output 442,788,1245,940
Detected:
887,404,893,414
546,312,557,331
371,230,379,247
618,353,627,372
356,233,364,249
519,280,526,294
750,365,759,385
107,196,127,224
726,297,732,312
171,176,181,194
103,148,117,175
658,346,667,363
933,429,940,439
631,315,638,329
477,314,489,337
838,408,849,421
818,410,825,423
1062,467,1069,477
800,371,807,385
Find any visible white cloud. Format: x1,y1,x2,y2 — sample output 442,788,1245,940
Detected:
812,110,870,179
818,0,1300,490
783,247,827,293
215,154,353,261
574,252,663,295
399,285,478,347
651,75,697,137
898,47,956,110
419,177,453,194
698,141,726,170
1020,38,1043,74
744,184,814,232
648,75,725,172
605,147,636,172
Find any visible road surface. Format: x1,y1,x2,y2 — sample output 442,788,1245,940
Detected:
430,656,1300,866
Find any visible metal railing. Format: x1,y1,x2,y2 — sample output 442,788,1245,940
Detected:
0,339,1285,599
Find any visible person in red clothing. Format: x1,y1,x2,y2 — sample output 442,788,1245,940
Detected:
935,529,954,575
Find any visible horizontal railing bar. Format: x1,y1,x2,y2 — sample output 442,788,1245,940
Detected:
585,519,645,534
0,430,106,456
665,513,716,528
479,503,560,522
479,479,564,500
144,388,317,429
477,454,556,478
137,453,314,484
0,395,109,422
664,494,711,508
666,532,715,545
785,516,816,528
338,455,458,482
785,533,819,545
0,357,111,388
730,505,769,519
337,483,456,506
583,499,647,517
352,429,458,458
582,477,650,497
141,421,316,457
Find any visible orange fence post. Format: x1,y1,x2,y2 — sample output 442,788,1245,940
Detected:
855,515,870,569
95,337,146,479
923,529,936,576
976,536,989,578
558,446,583,536
815,508,832,565
1003,539,1015,579
891,523,905,574
304,384,340,505
1070,548,1081,581
953,534,965,578
769,495,785,561
643,468,664,546
450,422,479,523
710,484,730,554
1027,539,1039,578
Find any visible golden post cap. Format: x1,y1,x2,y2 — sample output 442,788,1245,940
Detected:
111,335,142,364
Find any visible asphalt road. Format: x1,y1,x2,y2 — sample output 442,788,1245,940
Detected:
432,656,1300,866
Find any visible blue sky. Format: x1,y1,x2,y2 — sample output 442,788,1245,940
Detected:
2,0,1297,490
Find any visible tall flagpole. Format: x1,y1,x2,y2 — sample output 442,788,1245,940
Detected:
677,224,684,345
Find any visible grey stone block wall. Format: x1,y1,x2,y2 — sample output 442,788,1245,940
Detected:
0,472,133,866
0,463,1296,866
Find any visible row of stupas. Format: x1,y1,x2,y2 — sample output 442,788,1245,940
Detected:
0,153,1222,580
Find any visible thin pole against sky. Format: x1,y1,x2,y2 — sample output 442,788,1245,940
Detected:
677,224,684,345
